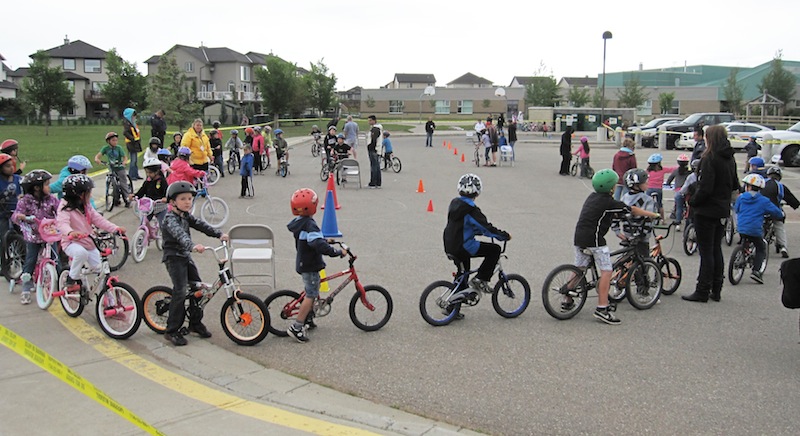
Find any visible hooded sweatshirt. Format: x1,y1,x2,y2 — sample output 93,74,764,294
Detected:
734,191,783,237
612,148,637,180
443,197,509,256
122,108,141,153
689,139,739,219
287,216,342,273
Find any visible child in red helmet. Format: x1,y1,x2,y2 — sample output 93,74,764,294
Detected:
1,139,25,175
285,188,347,342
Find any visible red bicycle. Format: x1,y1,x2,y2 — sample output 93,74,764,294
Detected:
264,242,393,336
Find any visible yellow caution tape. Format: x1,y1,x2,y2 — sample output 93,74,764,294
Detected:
0,323,164,436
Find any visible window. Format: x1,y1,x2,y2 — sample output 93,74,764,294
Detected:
389,100,404,114
406,83,413,88
66,80,75,91
457,100,473,114
241,82,250,92
207,82,215,92
228,81,236,92
669,100,680,115
240,66,250,82
84,59,101,73
63,59,76,70
91,81,106,91
435,100,450,114
185,62,194,73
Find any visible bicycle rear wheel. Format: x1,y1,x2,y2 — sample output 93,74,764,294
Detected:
200,197,229,228
220,293,269,346
141,286,171,333
58,270,83,317
625,260,662,310
98,232,128,272
95,283,142,340
206,166,220,186
391,157,402,173
541,264,587,320
36,262,58,310
728,245,747,285
263,289,301,337
659,257,682,295
3,232,25,281
349,285,393,331
492,273,531,318
419,280,461,326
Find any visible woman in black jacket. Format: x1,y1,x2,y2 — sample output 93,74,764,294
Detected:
559,126,572,175
683,125,739,303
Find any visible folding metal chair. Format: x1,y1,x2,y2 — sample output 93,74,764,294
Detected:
338,158,361,189
227,224,276,292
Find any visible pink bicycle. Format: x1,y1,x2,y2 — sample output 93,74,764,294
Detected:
17,218,62,310
130,197,166,263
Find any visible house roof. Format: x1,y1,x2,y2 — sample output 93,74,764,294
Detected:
561,76,598,87
8,67,89,81
448,72,492,86
0,81,17,90
394,73,436,83
38,40,107,59
511,76,537,86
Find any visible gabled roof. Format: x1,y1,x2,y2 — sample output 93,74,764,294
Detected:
202,47,251,63
448,72,492,86
561,76,598,87
394,73,436,83
8,67,89,81
38,40,107,59
510,76,537,86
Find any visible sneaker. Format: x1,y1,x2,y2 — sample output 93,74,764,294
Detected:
20,292,32,305
64,277,82,293
22,281,34,294
288,324,309,343
781,247,789,258
470,277,492,294
593,307,621,325
560,298,575,311
167,332,188,346
188,323,212,338
750,271,764,284
305,317,317,330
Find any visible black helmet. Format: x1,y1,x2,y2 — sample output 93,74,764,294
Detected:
212,121,221,128
62,174,94,198
166,181,197,201
149,137,162,146
766,166,783,180
20,169,52,194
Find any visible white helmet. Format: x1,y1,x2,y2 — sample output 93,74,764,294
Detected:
742,173,765,189
143,158,162,170
457,173,482,197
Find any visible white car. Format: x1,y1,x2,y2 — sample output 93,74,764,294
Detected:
677,122,772,151
753,122,800,166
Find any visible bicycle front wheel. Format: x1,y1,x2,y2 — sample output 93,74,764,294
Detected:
3,232,25,281
131,228,148,263
141,286,171,333
312,142,320,157
492,273,531,318
95,283,142,340
58,270,83,317
320,166,330,182
220,293,269,346
349,285,393,331
728,245,746,285
263,290,301,337
419,280,460,326
207,165,220,186
474,149,480,167
660,257,682,295
625,260,662,310
105,177,115,212
541,264,587,320
683,224,697,256
724,217,735,246
570,163,578,177
200,197,229,228
391,157,402,173
36,262,58,310
279,163,288,177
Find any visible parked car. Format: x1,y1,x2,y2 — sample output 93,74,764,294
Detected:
627,117,682,148
752,122,800,166
676,122,772,151
665,112,736,149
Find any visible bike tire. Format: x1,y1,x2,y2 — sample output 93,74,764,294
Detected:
3,232,25,281
419,280,461,326
220,293,270,346
207,166,220,186
683,224,697,256
724,217,735,246
349,285,393,331
491,273,531,318
155,226,163,251
95,282,142,340
279,163,288,178
100,232,129,272
320,166,330,182
728,245,746,285
586,167,595,178
36,262,58,310
312,142,319,157
263,290,301,337
541,264,587,320
609,262,629,302
227,157,236,175
570,163,578,177
105,177,115,212
131,228,148,263
391,157,402,173
625,259,662,310
659,257,682,296
141,286,171,333
474,150,480,167
200,197,229,228
762,240,770,274
58,270,83,317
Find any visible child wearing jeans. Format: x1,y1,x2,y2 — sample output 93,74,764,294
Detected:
286,188,347,342
56,174,126,293
240,145,254,198
645,153,677,219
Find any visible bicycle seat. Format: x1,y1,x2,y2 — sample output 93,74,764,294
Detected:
446,253,466,273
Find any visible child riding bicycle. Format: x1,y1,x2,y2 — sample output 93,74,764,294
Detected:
613,168,659,257
735,174,783,284
94,132,131,208
130,158,168,224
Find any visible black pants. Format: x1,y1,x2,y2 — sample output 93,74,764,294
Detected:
741,234,766,273
560,154,570,174
695,214,725,295
452,242,501,289
241,176,251,196
253,151,263,173
191,162,209,172
165,257,204,334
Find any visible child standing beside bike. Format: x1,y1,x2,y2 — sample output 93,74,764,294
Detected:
161,181,229,346
735,174,783,284
613,168,659,257
572,136,591,179
94,132,131,208
286,188,347,343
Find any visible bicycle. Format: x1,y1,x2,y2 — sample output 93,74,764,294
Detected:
206,164,221,186
190,175,229,228
1,217,25,284
470,134,482,167
650,222,682,295
275,147,291,177
320,148,338,182
728,218,774,285
264,242,392,336
16,218,61,310
570,155,595,178
141,242,270,346
227,148,240,175
381,145,402,173
55,232,142,340
130,197,166,263
101,161,133,212
419,240,531,326
311,132,323,157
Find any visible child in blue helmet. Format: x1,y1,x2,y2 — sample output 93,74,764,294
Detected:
381,131,393,170
645,153,677,219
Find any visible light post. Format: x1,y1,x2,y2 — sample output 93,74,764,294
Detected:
600,30,613,140
418,85,435,123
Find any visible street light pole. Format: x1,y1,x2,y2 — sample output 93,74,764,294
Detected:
601,30,613,140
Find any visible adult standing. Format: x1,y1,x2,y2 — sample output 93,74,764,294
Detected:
690,126,706,162
367,115,381,188
682,125,739,303
507,120,517,161
497,113,505,133
122,107,142,180
559,126,572,175
425,116,436,147
612,138,638,199
181,118,212,172
487,121,499,166
343,116,359,158
150,109,167,149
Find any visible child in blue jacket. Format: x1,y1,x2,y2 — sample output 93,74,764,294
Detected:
239,145,254,198
735,174,784,284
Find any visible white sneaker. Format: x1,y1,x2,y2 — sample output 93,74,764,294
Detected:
20,292,32,305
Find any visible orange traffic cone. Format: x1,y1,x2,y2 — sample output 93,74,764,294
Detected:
427,200,434,212
448,142,452,150
320,172,341,210
417,179,425,193
461,153,465,162
454,147,458,155
443,140,446,147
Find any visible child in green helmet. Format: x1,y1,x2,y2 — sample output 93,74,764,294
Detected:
570,169,660,325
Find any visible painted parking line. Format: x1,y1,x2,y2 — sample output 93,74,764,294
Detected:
50,309,379,436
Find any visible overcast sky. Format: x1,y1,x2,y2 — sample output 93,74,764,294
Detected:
3,0,799,90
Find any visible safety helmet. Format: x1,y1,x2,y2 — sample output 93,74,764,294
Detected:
263,125,272,131
178,146,192,157
143,158,162,170
0,139,19,153
690,159,701,171
173,132,182,139
20,169,52,193
748,156,765,169
592,169,619,193
149,137,162,146
166,181,197,201
312,125,319,129
383,131,390,137
742,173,765,189
580,136,589,143
62,174,94,198
457,173,482,197
244,127,254,135
647,153,663,164
290,188,318,216
624,168,649,190
766,166,783,180
231,129,238,135
0,153,13,167
336,133,345,139
328,126,337,131
253,126,261,132
105,132,119,142
677,154,690,163
67,155,93,171
156,148,171,156
212,121,220,129
274,129,283,135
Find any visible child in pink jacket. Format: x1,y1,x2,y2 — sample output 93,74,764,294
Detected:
645,153,678,219
168,147,206,185
573,136,591,178
56,174,125,292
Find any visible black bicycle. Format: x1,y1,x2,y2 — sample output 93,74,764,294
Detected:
102,162,132,212
728,218,774,285
227,149,240,175
1,217,25,283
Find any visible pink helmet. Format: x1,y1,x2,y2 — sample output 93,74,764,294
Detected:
677,153,690,163
580,136,589,143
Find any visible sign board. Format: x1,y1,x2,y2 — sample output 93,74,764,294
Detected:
588,115,596,122
609,117,618,125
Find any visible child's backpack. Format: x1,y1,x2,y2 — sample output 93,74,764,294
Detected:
779,258,800,309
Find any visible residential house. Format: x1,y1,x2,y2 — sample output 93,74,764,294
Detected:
386,73,436,89
0,54,18,99
447,73,492,89
337,86,362,114
509,76,537,88
557,76,598,107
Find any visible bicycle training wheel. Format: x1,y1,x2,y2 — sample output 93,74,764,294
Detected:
131,228,148,263
3,232,25,281
95,283,142,340
492,273,531,318
207,165,220,186
141,285,171,333
263,290,301,337
625,259,662,310
541,264,587,320
349,285,393,331
683,224,697,256
200,197,229,228
659,257,682,296
728,245,746,285
220,293,269,346
105,177,115,212
419,280,461,326
391,157,402,173
36,262,59,310
58,270,83,317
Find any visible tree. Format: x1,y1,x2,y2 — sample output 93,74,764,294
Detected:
20,51,74,134
758,51,797,111
104,49,147,116
658,92,675,114
616,75,647,109
304,59,337,116
220,95,228,125
147,54,202,132
525,76,560,107
255,57,302,128
567,87,590,107
591,88,607,108
722,69,744,115
482,99,491,109
365,95,375,108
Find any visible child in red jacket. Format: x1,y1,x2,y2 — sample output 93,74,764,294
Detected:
168,147,205,185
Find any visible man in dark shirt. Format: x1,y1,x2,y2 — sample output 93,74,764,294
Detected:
367,115,381,188
150,110,167,149
425,117,436,147
690,126,706,162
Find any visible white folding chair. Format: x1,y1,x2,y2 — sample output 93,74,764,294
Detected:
338,158,361,189
227,224,276,292
499,145,514,166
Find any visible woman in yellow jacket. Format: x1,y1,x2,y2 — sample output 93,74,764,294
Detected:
181,118,212,171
